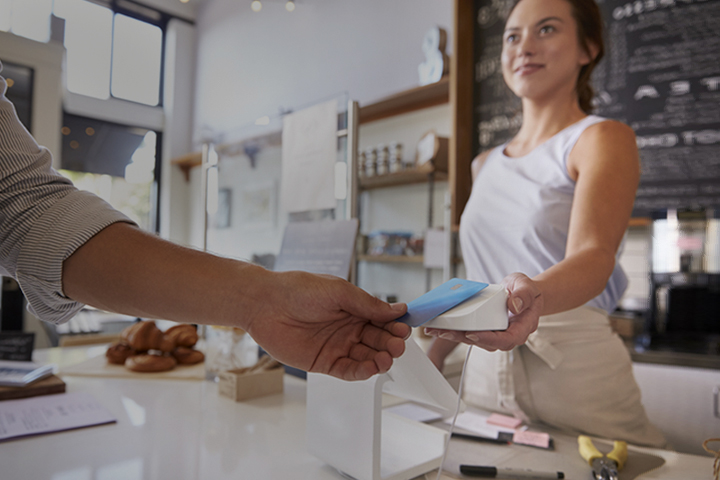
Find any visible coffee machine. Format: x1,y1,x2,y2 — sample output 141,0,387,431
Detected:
645,209,720,354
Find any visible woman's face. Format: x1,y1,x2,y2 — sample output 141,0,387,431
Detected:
501,0,592,104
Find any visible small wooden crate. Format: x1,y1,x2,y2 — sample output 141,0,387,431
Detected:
217,367,284,401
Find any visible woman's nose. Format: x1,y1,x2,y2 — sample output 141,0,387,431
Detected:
518,33,536,57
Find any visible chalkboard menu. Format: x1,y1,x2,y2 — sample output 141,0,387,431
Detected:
472,0,720,216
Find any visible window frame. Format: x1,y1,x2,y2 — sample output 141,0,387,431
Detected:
58,0,169,107
109,1,168,107
60,110,164,233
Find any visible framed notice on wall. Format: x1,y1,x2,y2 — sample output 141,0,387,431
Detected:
456,0,720,217
280,100,339,213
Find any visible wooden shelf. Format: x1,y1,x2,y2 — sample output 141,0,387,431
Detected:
628,217,652,227
171,151,202,181
357,254,463,265
358,255,425,264
359,76,450,125
359,167,447,190
170,130,281,182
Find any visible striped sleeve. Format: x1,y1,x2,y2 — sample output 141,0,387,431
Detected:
0,71,136,325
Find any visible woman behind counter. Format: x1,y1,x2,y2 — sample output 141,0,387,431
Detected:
425,0,666,446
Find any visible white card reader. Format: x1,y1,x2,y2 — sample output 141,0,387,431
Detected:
423,284,509,331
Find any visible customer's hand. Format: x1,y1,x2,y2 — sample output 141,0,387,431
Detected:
424,273,542,351
246,271,410,381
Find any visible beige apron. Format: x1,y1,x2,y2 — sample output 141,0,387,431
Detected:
463,306,667,448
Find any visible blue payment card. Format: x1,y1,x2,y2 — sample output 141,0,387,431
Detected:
396,278,488,327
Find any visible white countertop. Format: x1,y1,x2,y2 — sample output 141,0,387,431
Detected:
0,346,713,480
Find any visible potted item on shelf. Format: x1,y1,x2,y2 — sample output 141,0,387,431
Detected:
416,130,448,173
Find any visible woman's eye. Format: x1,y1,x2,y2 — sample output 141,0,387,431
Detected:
505,34,518,43
539,25,555,34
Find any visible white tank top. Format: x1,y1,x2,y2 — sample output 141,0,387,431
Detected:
459,115,627,313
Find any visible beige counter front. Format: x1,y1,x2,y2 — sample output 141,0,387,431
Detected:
0,346,713,480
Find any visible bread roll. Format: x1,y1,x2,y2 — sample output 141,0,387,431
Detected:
164,324,198,348
106,342,134,365
121,321,175,352
125,354,177,373
171,346,205,365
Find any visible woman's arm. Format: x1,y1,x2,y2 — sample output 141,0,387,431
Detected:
426,121,639,351
533,120,639,315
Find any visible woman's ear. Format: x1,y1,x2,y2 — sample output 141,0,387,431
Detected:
581,41,600,66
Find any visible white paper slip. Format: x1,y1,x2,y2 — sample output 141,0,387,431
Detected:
385,402,445,423
0,392,116,442
445,410,521,439
0,360,55,387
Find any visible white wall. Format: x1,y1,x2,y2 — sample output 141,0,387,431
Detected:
193,0,453,142
188,0,454,300
0,31,64,166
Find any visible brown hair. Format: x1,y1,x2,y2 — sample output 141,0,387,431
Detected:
507,0,605,113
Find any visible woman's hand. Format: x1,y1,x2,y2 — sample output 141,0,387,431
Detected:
424,273,542,351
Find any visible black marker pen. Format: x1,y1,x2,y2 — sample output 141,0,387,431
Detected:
459,465,564,479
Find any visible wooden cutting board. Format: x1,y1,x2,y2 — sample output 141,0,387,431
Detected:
0,375,66,401
60,354,206,381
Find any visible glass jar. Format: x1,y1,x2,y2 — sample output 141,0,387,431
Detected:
364,148,377,177
203,326,259,381
389,142,403,173
376,145,389,175
358,150,367,178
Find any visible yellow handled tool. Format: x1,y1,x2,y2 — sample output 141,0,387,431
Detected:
578,435,628,480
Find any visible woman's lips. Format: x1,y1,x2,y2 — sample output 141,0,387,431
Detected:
516,64,544,76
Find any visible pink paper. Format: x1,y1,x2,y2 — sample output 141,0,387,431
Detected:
513,430,551,448
486,413,523,429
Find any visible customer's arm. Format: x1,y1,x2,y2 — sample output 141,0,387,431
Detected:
426,121,639,352
0,71,135,324
0,69,409,381
63,223,409,380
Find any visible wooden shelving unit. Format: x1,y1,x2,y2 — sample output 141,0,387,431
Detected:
359,167,447,190
171,151,202,182
628,217,652,227
357,254,425,264
356,78,453,281
170,130,281,182
358,76,449,125
357,254,463,265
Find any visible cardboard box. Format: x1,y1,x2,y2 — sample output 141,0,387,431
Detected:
217,367,284,402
